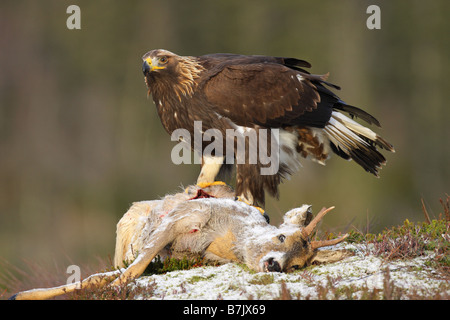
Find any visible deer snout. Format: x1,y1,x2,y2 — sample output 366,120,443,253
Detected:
264,257,282,272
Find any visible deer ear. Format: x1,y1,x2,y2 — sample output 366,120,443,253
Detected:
282,205,312,227
309,249,353,265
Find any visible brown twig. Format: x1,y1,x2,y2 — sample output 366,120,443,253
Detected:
421,198,431,224
439,194,450,221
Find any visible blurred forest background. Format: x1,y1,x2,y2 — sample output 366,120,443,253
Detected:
0,0,448,278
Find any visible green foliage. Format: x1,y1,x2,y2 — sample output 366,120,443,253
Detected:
142,256,205,275
248,274,275,285
186,274,216,284
347,217,449,268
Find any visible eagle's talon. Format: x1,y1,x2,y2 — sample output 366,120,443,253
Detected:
235,196,267,216
196,181,227,189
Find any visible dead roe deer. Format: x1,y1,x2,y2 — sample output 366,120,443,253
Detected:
10,184,351,300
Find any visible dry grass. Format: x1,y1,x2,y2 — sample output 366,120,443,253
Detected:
66,276,157,300
346,195,449,276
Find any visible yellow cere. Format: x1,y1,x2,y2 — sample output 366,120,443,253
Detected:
146,57,166,71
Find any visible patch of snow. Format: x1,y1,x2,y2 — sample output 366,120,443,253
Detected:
132,243,449,300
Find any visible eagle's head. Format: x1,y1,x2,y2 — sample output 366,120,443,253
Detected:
142,49,177,75
142,49,205,101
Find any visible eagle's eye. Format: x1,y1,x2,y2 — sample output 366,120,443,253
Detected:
159,56,168,64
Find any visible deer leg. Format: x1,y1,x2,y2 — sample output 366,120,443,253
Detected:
11,211,179,299
111,224,176,286
9,269,123,300
114,200,162,268
11,202,213,298
111,205,211,285
111,241,169,285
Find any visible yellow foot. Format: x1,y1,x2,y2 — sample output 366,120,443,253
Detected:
235,196,265,215
186,181,227,194
196,181,227,189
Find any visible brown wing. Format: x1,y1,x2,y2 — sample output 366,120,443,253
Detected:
202,61,329,128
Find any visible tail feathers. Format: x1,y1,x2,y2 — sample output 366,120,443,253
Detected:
324,112,395,176
334,100,382,127
314,81,381,127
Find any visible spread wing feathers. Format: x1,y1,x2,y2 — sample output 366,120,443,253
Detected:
200,54,394,186
201,57,380,131
324,112,394,176
202,62,331,127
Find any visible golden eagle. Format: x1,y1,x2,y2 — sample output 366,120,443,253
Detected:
142,49,394,207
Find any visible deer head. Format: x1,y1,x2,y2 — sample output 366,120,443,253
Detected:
246,206,350,272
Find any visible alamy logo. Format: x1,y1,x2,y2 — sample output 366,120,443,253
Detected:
66,265,81,288
170,121,280,175
366,5,381,30
66,5,81,30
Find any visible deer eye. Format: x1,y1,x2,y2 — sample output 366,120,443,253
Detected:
278,234,286,243
290,265,301,272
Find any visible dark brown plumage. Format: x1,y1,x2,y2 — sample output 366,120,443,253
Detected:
142,49,394,207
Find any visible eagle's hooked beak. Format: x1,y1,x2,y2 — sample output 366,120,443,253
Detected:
143,57,165,75
142,60,151,75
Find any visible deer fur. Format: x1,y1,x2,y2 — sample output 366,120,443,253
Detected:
10,184,351,300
